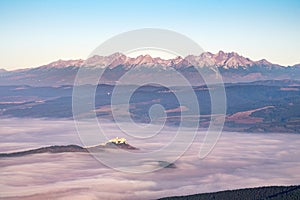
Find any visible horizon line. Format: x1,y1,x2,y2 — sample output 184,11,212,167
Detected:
2,50,299,71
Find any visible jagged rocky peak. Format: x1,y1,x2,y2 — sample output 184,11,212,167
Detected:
40,59,84,69
39,51,279,69
255,58,273,66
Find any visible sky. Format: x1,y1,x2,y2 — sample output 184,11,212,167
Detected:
0,0,300,70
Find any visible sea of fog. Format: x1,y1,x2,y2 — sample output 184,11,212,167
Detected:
0,118,300,200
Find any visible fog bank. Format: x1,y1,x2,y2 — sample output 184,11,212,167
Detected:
1,118,300,199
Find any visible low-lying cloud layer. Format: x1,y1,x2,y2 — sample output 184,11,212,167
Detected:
1,118,300,199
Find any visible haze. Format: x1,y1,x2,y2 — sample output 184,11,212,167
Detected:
1,118,300,199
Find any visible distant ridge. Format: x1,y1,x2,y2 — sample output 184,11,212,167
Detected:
0,145,87,157
0,51,299,86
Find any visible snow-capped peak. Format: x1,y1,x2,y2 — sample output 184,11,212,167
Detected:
36,51,283,71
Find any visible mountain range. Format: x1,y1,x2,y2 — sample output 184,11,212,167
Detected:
1,51,299,86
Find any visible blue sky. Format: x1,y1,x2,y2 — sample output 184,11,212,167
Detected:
0,0,299,69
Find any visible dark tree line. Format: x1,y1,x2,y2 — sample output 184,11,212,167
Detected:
159,185,300,200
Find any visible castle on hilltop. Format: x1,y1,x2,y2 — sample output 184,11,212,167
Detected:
107,137,127,144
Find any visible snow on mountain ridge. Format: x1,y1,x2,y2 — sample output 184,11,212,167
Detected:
1,52,299,86
40,59,84,69
34,51,290,71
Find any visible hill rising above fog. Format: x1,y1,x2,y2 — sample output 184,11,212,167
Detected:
0,138,137,158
